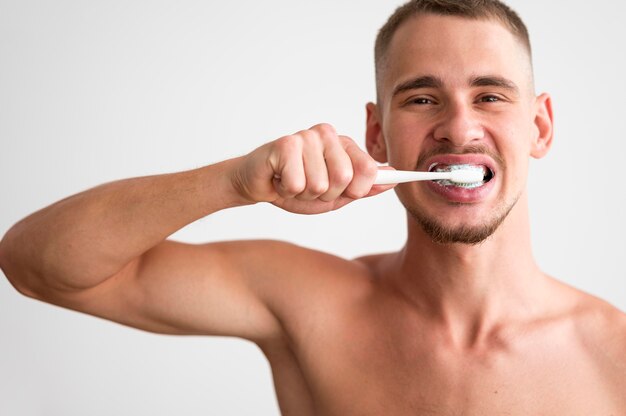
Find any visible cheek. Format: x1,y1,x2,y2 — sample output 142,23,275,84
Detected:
387,138,423,169
494,113,534,157
384,117,427,168
486,115,534,190
500,137,531,189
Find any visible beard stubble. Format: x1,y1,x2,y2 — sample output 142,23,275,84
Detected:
406,143,518,245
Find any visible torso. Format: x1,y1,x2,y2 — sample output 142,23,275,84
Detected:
258,251,626,416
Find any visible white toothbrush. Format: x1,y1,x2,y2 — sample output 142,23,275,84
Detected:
374,168,484,185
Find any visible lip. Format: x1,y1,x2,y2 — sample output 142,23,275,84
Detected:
420,154,498,203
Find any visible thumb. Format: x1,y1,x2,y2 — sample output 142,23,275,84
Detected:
364,165,397,198
363,183,397,198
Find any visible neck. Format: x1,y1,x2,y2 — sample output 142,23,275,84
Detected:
383,192,550,348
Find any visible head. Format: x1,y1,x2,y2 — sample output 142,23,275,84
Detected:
374,0,533,103
365,0,553,245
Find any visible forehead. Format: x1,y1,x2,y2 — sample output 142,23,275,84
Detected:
383,14,530,97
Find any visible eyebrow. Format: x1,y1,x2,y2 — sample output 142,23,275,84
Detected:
392,75,520,97
469,75,520,95
392,76,443,97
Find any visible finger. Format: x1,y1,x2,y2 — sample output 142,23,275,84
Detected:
362,166,397,197
272,136,306,199
309,123,337,137
340,137,380,199
319,140,353,202
364,183,397,198
297,131,329,201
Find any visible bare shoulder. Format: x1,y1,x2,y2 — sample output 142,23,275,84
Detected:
229,239,377,311
542,279,626,409
233,240,381,353
225,239,375,288
562,283,626,374
571,290,626,345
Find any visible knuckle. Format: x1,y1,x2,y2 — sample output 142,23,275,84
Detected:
338,134,356,146
308,179,329,195
312,123,336,138
299,130,320,145
275,135,301,154
333,167,354,186
354,157,378,178
345,186,367,199
284,179,306,195
343,187,357,199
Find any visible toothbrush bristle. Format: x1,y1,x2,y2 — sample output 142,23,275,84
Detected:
450,168,484,183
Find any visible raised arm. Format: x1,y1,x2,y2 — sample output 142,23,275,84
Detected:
0,124,392,345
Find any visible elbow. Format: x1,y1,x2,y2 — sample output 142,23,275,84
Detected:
0,231,43,300
1,223,90,301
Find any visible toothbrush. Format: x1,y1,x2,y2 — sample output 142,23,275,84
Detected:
374,168,484,185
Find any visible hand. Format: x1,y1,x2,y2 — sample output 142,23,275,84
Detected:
231,123,396,215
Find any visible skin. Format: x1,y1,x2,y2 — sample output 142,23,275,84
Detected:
1,14,625,416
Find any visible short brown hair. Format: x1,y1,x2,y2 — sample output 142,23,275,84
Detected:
374,0,532,98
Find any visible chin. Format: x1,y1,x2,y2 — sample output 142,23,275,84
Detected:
410,212,502,245
405,193,521,245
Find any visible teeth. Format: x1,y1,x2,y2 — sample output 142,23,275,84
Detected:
429,163,487,175
429,163,491,188
436,179,483,189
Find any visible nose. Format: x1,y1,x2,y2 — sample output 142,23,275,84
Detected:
433,101,485,147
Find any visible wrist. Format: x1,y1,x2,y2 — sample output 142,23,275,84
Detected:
192,157,257,211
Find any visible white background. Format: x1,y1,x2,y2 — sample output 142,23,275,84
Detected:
1,1,625,415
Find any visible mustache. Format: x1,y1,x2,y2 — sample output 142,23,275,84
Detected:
415,144,505,171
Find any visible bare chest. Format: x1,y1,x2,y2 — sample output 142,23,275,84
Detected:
266,312,624,415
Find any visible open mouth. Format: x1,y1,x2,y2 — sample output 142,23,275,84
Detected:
428,163,495,189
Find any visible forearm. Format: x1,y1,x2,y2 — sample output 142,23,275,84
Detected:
0,157,249,293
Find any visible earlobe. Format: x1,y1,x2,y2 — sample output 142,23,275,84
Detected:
365,102,388,163
530,93,554,159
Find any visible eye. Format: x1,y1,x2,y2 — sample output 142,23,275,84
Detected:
407,97,435,105
479,95,501,103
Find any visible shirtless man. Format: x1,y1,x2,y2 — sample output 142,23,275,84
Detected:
1,0,625,414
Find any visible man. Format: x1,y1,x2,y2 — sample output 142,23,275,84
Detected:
1,0,625,414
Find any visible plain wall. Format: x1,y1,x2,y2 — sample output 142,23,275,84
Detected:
1,1,625,414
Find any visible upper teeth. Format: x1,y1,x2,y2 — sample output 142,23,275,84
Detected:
429,163,487,175
428,163,490,188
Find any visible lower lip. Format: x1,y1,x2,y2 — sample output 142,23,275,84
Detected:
423,176,496,203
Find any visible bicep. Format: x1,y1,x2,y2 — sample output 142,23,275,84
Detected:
43,240,285,344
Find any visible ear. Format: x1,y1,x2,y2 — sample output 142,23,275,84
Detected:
530,93,554,159
365,102,388,163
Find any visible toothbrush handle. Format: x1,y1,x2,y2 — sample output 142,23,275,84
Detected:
374,169,448,185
